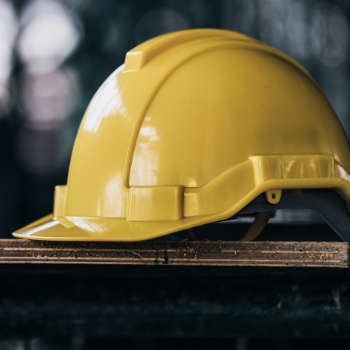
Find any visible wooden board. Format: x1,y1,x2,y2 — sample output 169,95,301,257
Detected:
0,239,347,268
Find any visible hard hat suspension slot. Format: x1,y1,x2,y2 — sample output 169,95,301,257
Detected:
239,189,350,242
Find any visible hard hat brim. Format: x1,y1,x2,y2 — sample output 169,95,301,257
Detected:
12,213,222,242
13,214,94,241
13,154,350,242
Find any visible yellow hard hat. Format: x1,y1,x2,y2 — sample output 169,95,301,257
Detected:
13,29,350,242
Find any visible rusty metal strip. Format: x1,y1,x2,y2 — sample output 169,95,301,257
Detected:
0,239,347,268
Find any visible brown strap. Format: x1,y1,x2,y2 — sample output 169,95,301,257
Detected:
240,211,274,241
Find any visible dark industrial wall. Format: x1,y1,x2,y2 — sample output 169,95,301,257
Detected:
0,0,349,236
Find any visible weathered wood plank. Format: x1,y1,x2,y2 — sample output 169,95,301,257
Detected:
0,239,347,268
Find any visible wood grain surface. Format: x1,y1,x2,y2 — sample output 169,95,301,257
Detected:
0,239,347,268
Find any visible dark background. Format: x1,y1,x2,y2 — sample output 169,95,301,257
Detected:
1,0,350,236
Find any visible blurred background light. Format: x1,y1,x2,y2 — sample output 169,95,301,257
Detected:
14,0,82,177
18,0,81,74
320,4,348,67
16,67,80,175
20,69,78,130
285,0,307,59
0,0,17,114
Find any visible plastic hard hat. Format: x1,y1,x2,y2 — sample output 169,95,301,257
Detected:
13,29,350,242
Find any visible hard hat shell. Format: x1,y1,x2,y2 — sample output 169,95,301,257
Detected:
13,29,350,241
